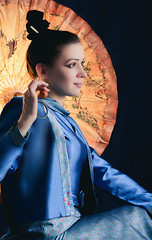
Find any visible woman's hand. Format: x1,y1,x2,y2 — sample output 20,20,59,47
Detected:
16,77,50,137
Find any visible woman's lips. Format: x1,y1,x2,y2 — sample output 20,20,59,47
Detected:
74,83,82,88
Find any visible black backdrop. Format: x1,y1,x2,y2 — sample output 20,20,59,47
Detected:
56,0,152,211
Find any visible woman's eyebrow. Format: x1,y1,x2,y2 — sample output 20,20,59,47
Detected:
64,58,85,63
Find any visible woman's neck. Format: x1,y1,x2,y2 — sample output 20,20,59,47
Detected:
47,92,66,106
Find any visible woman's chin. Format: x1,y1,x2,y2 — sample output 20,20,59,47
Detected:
68,92,81,97
66,89,81,97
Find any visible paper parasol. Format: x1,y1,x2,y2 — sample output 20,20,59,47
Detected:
0,0,118,160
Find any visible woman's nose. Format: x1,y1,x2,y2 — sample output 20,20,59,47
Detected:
83,69,87,78
78,66,87,78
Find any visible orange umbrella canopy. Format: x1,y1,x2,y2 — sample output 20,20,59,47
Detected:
0,0,118,204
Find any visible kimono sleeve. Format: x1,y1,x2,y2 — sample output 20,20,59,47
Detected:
90,146,152,215
0,97,30,182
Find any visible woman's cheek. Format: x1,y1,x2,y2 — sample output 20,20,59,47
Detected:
55,67,75,87
57,70,69,82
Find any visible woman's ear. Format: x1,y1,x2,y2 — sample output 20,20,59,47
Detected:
35,63,47,79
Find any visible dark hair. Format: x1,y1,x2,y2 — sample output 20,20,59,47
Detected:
26,10,80,78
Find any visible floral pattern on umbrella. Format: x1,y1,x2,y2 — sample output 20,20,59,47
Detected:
0,0,118,156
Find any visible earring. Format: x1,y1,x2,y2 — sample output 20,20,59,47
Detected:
37,100,48,119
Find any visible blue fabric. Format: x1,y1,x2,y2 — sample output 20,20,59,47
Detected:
41,99,88,207
37,98,88,217
1,206,152,239
61,205,152,240
0,96,152,232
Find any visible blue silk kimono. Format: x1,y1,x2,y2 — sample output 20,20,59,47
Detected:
0,96,152,239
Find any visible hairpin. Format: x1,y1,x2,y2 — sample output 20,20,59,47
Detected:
30,25,39,34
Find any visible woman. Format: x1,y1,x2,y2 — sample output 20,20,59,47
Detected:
0,10,152,240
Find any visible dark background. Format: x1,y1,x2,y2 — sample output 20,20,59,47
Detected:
0,0,152,236
55,0,152,210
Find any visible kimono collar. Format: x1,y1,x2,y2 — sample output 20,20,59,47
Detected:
40,97,70,116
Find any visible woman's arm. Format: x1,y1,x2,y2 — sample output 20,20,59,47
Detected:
0,78,50,183
90,146,152,214
0,97,30,183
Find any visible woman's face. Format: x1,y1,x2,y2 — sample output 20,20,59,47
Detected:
45,42,87,97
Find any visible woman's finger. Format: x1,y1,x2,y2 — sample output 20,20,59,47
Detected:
36,82,49,88
36,86,50,92
28,77,39,87
28,80,49,94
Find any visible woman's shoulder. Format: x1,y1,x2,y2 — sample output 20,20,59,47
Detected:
0,97,52,129
0,97,46,118
0,97,24,136
0,97,23,120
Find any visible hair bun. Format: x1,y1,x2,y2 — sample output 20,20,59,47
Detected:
26,10,50,40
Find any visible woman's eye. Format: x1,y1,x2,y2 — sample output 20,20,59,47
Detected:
67,61,85,68
67,63,75,68
81,61,85,67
